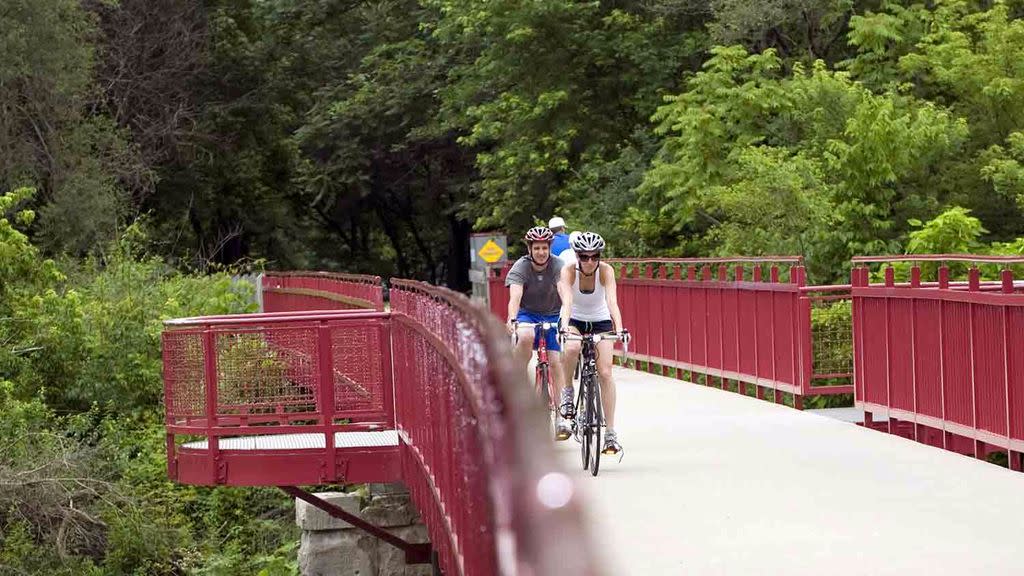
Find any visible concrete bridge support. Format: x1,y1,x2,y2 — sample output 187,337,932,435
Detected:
295,483,432,576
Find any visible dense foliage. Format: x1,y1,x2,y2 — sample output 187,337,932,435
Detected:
4,0,1024,572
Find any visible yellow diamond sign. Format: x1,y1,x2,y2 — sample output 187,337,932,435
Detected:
478,239,505,263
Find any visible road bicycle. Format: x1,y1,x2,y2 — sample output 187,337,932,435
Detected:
561,330,629,476
511,321,560,433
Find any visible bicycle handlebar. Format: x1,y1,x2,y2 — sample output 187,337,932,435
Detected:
559,331,631,360
559,332,624,342
512,321,560,330
510,322,632,360
509,320,560,346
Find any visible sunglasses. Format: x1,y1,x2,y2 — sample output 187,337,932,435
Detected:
577,253,600,262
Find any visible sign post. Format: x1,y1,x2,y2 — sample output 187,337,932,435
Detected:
469,233,507,304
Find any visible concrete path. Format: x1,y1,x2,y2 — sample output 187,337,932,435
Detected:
554,366,1024,575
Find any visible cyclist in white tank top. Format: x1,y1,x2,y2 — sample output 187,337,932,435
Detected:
571,264,610,321
556,232,630,456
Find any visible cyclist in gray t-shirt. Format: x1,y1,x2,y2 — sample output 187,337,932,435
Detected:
506,226,573,440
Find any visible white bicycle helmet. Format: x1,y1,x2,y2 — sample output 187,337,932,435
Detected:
571,231,606,252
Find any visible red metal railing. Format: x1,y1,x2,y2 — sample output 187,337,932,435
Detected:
487,258,853,406
164,276,600,575
389,279,597,576
162,309,398,486
261,271,383,311
852,256,1024,469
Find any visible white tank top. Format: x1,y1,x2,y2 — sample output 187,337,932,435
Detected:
572,267,611,322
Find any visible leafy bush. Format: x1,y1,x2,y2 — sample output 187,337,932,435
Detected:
2,190,297,574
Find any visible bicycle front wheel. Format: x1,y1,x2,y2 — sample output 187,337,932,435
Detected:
579,375,591,470
589,376,603,476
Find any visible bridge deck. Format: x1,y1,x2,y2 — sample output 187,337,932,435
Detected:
558,366,1024,575
181,430,399,451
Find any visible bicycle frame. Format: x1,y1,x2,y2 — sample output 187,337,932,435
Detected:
511,321,559,408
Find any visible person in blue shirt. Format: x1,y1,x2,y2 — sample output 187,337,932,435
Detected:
548,216,571,257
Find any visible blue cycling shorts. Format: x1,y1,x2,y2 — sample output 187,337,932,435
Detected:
515,311,561,352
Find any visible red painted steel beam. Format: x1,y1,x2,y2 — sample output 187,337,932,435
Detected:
173,446,401,486
281,486,432,565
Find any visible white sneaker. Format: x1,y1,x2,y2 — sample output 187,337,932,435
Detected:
555,418,572,441
602,429,622,455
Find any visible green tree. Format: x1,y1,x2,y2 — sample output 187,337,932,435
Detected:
432,0,701,235
633,46,968,281
0,0,147,255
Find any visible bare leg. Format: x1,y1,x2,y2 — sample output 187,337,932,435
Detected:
549,350,564,410
596,339,616,429
513,327,535,385
563,328,583,391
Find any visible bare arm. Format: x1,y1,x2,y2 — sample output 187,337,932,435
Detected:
603,264,624,333
558,265,575,329
507,283,524,325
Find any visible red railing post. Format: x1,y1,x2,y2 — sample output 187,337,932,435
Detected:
770,266,781,403
884,266,895,432
202,328,220,484
659,265,669,376
317,323,336,482
717,265,727,389
735,265,746,395
967,267,981,458
1002,269,1019,470
752,266,763,399
910,266,920,442
796,266,811,405
938,265,949,449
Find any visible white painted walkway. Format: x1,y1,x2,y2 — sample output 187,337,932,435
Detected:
555,366,1024,575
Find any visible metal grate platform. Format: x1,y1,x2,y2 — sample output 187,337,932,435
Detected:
182,430,399,451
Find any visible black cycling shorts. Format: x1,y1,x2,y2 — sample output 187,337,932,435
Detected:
569,318,614,334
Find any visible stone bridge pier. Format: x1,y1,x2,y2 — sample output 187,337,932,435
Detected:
295,483,432,576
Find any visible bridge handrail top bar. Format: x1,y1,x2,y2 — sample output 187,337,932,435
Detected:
856,280,1024,289
606,255,803,265
852,254,1024,265
169,308,370,321
263,270,382,283
164,309,389,327
799,284,853,293
390,279,489,316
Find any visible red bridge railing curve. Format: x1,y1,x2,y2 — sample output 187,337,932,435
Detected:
163,275,600,576
390,280,598,576
261,271,383,311
852,255,1024,469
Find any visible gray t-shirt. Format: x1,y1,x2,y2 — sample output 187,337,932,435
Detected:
505,255,564,315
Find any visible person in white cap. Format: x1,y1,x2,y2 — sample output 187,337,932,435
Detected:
548,216,571,256
560,231,581,269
